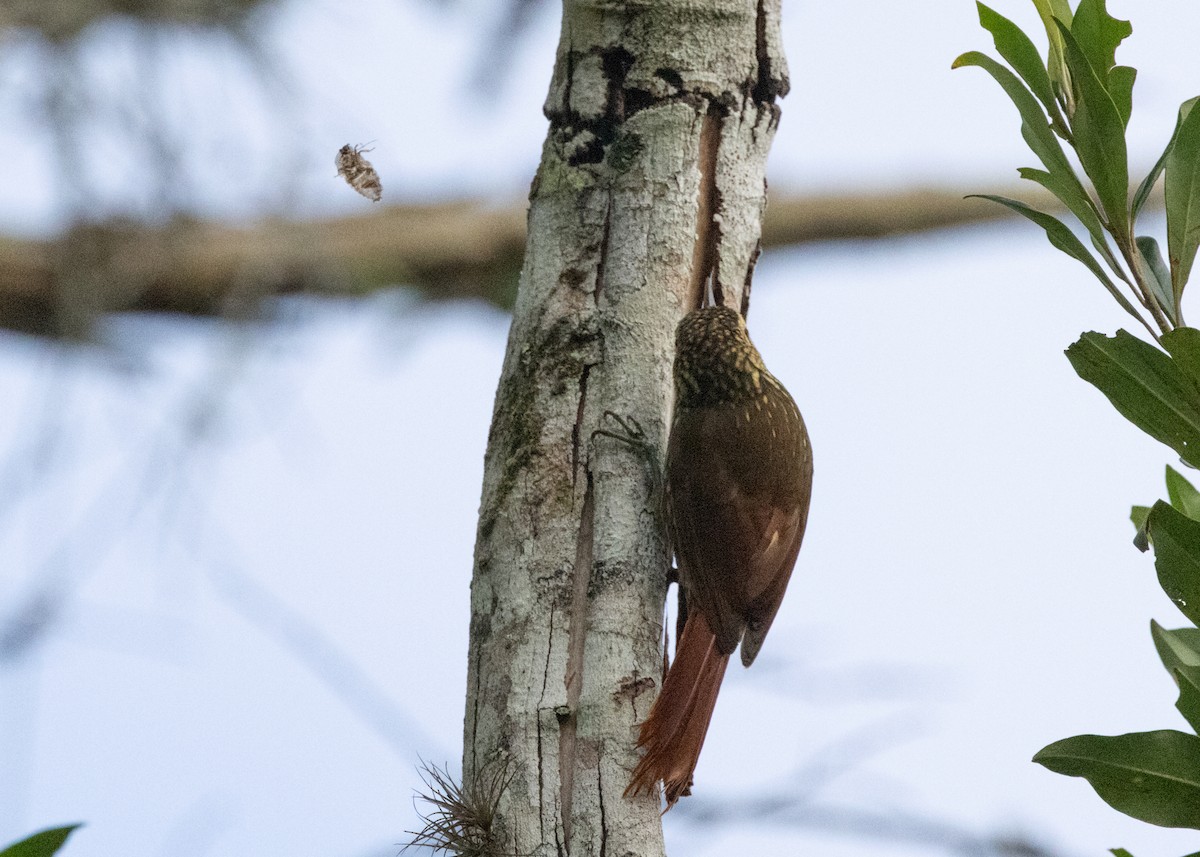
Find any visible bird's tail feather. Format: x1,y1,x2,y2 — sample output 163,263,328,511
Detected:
624,612,730,809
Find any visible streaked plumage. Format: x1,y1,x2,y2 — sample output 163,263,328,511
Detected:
625,305,813,809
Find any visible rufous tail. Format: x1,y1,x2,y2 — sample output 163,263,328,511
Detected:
624,612,730,809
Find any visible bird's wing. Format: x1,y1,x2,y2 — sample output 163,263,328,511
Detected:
738,399,812,666
737,501,804,666
668,401,812,665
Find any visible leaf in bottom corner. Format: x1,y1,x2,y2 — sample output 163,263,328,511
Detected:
1034,731,1200,828
0,826,83,857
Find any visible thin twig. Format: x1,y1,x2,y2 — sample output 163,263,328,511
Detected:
1117,236,1173,338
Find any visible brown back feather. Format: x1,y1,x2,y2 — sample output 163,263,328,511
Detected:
667,395,812,664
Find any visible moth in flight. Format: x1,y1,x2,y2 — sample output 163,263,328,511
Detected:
336,143,382,202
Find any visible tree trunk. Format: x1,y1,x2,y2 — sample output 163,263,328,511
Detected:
464,1,788,854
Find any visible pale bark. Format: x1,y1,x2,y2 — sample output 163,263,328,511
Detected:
464,1,787,854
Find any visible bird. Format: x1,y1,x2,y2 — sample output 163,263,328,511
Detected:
625,304,813,809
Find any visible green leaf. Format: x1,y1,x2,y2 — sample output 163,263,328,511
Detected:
1068,0,1134,127
1147,500,1200,626
1109,851,1134,857
1151,619,1200,679
1166,464,1200,521
1132,98,1198,223
1030,0,1073,30
1136,236,1176,324
951,52,1084,199
1070,0,1131,83
1056,22,1129,233
1033,730,1200,828
1030,0,1074,111
976,3,1064,130
1109,66,1136,129
1132,504,1151,551
1065,330,1200,468
1165,94,1200,305
1176,665,1200,733
972,197,1142,321
1019,167,1116,266
1163,327,1200,388
0,825,82,857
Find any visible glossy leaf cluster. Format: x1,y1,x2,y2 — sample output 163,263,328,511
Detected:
958,1,1200,848
1034,330,1200,842
954,0,1200,341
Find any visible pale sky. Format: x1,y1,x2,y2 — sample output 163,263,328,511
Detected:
2,1,1200,856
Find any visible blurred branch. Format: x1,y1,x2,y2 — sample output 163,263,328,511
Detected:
0,0,272,42
0,202,528,335
0,183,1137,337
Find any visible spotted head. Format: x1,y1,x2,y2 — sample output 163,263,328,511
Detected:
672,306,771,408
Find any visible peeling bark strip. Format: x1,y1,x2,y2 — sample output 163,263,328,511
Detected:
689,112,722,308
464,1,787,854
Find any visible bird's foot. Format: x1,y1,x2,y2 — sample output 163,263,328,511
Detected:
591,411,647,450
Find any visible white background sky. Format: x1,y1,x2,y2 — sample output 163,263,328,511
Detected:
2,1,1200,856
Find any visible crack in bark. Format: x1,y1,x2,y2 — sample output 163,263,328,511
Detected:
536,607,557,852
689,110,723,309
560,470,595,847
571,365,591,487
752,0,788,102
753,0,771,102
537,712,547,849
563,36,576,116
553,47,636,166
541,610,556,704
601,46,635,124
594,202,611,307
596,764,607,857
470,643,482,766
